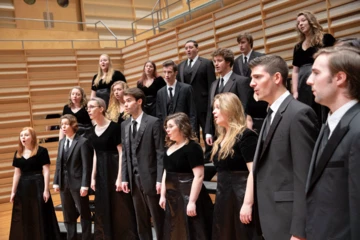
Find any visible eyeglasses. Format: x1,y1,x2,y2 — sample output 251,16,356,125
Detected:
86,105,100,111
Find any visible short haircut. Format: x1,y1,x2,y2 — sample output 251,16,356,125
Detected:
162,60,178,72
335,37,360,49
211,48,235,67
89,97,107,116
314,46,360,101
185,40,198,48
124,87,146,107
236,32,254,48
248,55,288,86
60,114,79,132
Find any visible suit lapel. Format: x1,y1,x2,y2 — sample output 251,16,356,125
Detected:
58,138,65,162
66,136,78,162
190,58,201,84
222,73,236,92
308,103,360,190
260,95,292,159
124,119,131,150
161,88,168,116
237,57,244,76
252,119,266,172
172,82,182,112
135,114,148,150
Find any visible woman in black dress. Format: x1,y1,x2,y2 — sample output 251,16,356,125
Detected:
86,97,138,240
107,81,130,127
159,112,213,240
292,11,335,122
91,54,127,108
59,86,92,140
10,127,61,240
210,93,261,240
137,61,166,117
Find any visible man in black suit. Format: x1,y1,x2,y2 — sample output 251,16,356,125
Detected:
176,40,216,157
233,32,268,132
156,60,197,131
53,114,93,240
305,47,360,240
205,48,252,146
249,55,319,240
121,88,164,240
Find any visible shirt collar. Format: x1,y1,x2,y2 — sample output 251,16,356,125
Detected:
131,111,144,125
327,99,358,136
220,70,233,86
269,91,290,122
66,133,75,142
188,55,199,65
243,49,253,62
167,79,177,88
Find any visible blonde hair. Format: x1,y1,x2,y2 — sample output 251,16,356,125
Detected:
296,11,324,47
93,54,115,87
16,127,39,158
210,93,247,161
107,81,130,122
67,86,87,108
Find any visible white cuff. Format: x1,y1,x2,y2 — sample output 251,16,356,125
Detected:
81,187,88,190
206,134,212,139
53,184,59,189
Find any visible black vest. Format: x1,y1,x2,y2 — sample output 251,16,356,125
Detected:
183,63,193,84
129,125,139,174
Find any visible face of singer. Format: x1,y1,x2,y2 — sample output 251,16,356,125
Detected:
213,55,229,76
99,55,109,72
307,54,336,106
20,130,32,147
163,66,177,85
124,95,142,116
113,83,124,101
297,14,310,34
71,88,82,105
61,119,74,137
185,42,198,60
86,100,102,120
239,38,252,56
250,65,277,103
212,99,228,127
166,119,181,142
144,62,154,76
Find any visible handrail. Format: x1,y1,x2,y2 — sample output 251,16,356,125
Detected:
151,0,160,13
0,17,119,48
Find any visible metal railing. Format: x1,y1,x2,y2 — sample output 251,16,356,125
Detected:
0,17,123,48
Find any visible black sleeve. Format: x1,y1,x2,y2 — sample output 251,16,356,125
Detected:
113,122,122,145
91,74,98,91
155,76,166,90
187,141,204,169
238,130,258,163
12,152,20,168
39,147,51,165
113,70,126,83
292,45,300,67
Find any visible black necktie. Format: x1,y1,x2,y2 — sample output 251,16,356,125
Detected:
262,108,273,141
316,123,330,164
219,78,224,92
244,56,248,64
132,120,138,138
188,59,193,68
65,139,70,152
169,87,173,99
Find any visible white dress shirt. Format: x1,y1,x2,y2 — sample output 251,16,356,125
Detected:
167,80,177,98
268,91,291,124
327,100,358,138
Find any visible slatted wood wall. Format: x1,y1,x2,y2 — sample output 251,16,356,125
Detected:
0,0,359,206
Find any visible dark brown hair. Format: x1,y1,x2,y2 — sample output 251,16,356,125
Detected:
60,114,79,132
138,61,159,85
236,32,254,48
123,87,146,107
249,55,288,86
211,48,235,67
164,112,197,147
162,60,178,72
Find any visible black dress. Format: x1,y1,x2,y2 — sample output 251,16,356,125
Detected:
163,140,213,240
292,33,335,123
91,70,126,108
10,146,61,240
137,76,166,117
62,105,92,137
87,121,138,240
212,129,261,240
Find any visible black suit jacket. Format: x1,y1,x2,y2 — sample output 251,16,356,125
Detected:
156,81,197,131
205,72,252,136
121,113,164,196
305,102,360,240
252,94,319,239
54,134,93,191
233,50,264,78
177,57,216,114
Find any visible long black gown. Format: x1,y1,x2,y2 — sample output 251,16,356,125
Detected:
87,122,138,240
62,105,92,137
10,146,61,240
292,33,335,123
91,70,126,108
163,140,213,240
212,129,261,240
137,76,166,117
